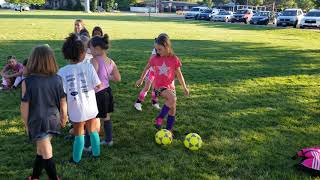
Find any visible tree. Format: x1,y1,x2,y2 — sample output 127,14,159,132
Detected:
203,0,213,7
104,0,115,11
90,0,98,11
296,0,316,10
5,0,45,5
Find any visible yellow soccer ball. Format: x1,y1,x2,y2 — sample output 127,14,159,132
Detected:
184,133,203,151
155,129,173,145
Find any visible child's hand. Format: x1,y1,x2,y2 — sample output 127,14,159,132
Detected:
136,79,143,87
183,87,189,96
61,115,68,128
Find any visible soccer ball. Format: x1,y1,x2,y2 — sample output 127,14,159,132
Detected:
155,129,173,145
184,133,203,151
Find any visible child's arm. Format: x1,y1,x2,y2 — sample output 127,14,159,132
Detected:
60,97,67,128
5,70,23,78
136,63,151,87
91,58,99,72
111,60,121,82
20,81,29,134
175,67,189,96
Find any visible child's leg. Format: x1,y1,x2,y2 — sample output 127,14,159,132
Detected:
136,80,152,103
73,122,85,163
1,77,9,87
13,76,23,87
102,113,112,143
86,119,100,157
166,100,176,131
154,89,175,129
36,136,58,180
31,145,45,179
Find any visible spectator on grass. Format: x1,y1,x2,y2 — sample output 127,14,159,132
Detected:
74,19,89,37
1,55,24,90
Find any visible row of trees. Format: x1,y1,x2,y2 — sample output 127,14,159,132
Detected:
5,0,320,11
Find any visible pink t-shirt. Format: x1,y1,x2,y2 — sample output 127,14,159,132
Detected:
148,55,182,90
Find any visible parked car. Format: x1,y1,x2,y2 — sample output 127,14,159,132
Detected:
250,11,274,25
299,9,320,29
197,9,213,20
185,7,209,19
197,8,225,20
231,9,253,24
14,4,30,11
276,8,304,28
212,11,233,22
0,2,15,9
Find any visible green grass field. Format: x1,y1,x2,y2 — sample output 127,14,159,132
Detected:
0,10,320,180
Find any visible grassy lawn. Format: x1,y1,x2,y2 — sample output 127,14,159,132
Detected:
0,10,320,179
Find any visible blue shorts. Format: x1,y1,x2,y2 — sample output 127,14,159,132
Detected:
34,132,52,142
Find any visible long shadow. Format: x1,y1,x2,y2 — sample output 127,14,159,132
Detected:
1,39,320,85
0,38,320,179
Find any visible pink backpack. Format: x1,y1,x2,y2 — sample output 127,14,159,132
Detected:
292,147,320,176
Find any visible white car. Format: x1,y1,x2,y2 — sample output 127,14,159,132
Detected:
185,7,209,19
277,8,304,28
212,11,233,22
299,9,320,29
14,5,30,11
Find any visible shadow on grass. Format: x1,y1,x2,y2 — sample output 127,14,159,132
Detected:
0,38,319,179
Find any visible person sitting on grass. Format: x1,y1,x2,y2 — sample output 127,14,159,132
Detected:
1,55,24,90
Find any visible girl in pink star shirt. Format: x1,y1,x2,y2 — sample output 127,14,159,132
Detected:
136,34,189,131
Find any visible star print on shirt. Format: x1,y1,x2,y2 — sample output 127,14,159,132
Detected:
158,62,169,76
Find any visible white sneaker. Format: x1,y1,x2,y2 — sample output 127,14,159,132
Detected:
100,140,113,147
134,103,142,111
152,103,161,110
83,146,92,153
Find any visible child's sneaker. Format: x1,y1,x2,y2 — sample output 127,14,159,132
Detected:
152,103,161,110
154,118,163,130
134,103,142,111
100,140,113,147
83,146,92,153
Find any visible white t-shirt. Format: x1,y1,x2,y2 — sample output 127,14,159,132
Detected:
83,50,93,64
58,63,101,122
151,48,157,55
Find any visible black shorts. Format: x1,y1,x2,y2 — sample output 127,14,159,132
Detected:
96,87,114,118
154,88,176,97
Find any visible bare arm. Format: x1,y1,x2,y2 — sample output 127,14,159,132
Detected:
91,58,99,72
135,63,151,87
60,97,67,128
175,67,189,96
6,70,23,78
20,81,29,134
111,60,121,82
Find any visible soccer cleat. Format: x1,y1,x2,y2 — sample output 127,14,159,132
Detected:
154,118,163,130
83,146,92,153
134,103,142,111
152,103,161,110
100,140,113,147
